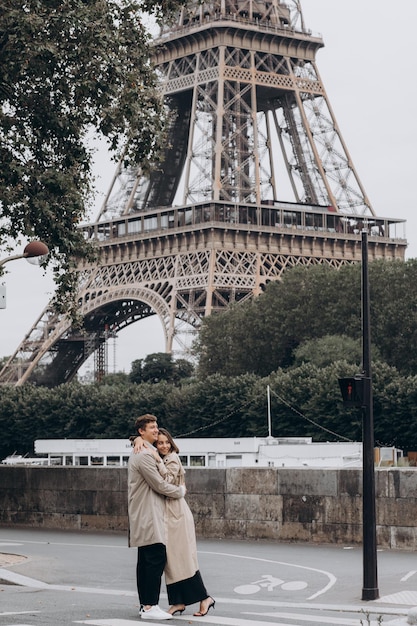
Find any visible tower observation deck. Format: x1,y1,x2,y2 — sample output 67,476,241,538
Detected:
0,0,406,386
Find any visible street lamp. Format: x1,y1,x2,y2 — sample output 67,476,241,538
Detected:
0,240,49,268
0,240,49,309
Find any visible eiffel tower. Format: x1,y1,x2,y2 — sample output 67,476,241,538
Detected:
0,0,406,386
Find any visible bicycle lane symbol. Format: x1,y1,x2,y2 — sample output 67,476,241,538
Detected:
199,551,337,601
234,574,308,595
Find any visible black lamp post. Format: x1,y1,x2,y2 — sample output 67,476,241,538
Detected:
361,229,379,601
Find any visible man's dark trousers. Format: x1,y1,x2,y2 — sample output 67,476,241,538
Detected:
137,543,167,606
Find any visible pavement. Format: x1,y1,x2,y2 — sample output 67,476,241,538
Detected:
0,527,416,626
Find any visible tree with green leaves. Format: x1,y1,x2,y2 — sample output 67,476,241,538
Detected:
141,352,175,383
195,264,362,376
0,0,181,314
129,359,144,384
195,260,417,377
292,335,364,369
129,353,194,384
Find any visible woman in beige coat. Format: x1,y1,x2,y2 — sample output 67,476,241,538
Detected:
135,428,215,617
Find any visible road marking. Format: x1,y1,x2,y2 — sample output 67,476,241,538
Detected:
0,612,40,616
199,550,336,600
0,568,135,595
0,542,23,546
75,622,141,626
0,538,127,549
0,569,49,588
234,576,308,595
377,590,417,605
400,570,417,582
245,610,379,625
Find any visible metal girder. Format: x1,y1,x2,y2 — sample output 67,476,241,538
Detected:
99,5,372,220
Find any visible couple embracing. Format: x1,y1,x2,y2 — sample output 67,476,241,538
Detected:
127,413,215,620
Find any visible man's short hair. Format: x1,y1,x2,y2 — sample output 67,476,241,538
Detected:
134,413,157,433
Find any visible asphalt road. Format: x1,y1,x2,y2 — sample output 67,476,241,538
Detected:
0,527,416,626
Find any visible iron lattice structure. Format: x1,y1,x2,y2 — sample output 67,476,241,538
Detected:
0,0,406,386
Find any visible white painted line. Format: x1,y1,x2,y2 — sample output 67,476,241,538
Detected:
74,621,140,626
0,569,49,588
0,543,23,546
400,570,417,582
245,610,369,625
377,590,417,605
0,612,40,616
177,618,294,626
0,568,136,596
0,538,127,549
50,584,135,596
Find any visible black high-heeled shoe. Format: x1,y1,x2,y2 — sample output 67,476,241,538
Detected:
170,605,185,616
193,597,215,616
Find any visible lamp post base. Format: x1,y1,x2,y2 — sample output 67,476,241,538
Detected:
362,587,379,601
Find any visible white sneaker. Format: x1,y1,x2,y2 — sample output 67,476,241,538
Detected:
141,605,172,620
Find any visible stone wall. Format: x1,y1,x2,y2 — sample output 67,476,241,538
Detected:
1,466,416,550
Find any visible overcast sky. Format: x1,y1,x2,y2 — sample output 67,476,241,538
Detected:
1,0,416,374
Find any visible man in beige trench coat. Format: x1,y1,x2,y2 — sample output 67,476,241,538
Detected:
128,414,185,621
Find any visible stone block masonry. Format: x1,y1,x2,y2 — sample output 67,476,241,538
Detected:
0,466,416,550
